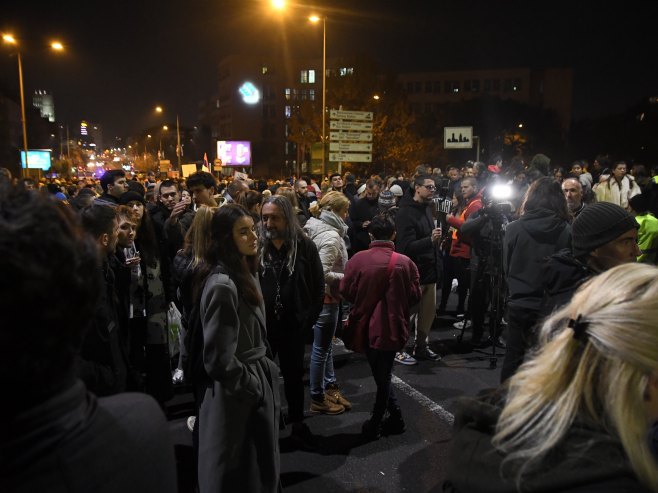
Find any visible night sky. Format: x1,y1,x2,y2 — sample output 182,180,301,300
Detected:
1,1,655,140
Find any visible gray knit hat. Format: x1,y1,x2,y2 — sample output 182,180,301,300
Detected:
572,202,638,257
378,190,395,211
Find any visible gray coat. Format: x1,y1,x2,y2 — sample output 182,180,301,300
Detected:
198,268,280,493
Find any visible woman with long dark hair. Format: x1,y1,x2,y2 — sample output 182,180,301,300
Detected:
194,204,280,493
500,177,572,382
116,194,173,404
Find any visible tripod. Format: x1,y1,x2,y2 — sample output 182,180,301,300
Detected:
456,212,507,369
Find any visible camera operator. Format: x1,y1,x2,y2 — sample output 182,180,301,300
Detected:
460,173,513,347
439,177,483,316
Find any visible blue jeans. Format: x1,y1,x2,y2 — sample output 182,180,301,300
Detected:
310,303,339,400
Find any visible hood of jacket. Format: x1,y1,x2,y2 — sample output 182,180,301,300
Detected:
518,208,568,243
304,210,348,240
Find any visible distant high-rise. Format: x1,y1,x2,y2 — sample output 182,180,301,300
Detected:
33,90,55,123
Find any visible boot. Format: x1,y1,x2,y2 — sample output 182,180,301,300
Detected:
381,408,406,435
361,415,383,441
325,383,352,410
309,396,344,415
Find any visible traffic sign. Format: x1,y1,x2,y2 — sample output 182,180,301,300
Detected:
444,126,473,149
330,120,373,131
329,153,372,162
329,131,372,142
329,110,373,121
329,142,372,152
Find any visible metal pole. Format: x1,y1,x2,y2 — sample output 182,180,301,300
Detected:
17,51,29,177
321,16,326,179
176,114,181,169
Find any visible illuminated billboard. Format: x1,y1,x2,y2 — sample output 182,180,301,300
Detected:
217,141,252,166
21,150,52,170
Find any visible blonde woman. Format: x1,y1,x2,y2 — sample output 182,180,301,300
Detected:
303,191,352,415
445,263,658,492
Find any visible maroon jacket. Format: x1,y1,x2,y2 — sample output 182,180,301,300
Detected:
339,241,422,353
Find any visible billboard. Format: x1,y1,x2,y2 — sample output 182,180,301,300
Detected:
217,141,251,166
21,150,52,170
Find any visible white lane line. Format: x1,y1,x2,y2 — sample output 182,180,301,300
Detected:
391,375,455,426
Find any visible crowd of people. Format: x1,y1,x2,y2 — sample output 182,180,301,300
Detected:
2,151,658,492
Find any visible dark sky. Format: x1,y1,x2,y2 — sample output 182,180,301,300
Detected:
1,1,655,140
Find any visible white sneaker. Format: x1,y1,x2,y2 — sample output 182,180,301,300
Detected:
394,351,418,366
172,368,184,384
186,416,196,432
453,320,472,330
451,279,459,292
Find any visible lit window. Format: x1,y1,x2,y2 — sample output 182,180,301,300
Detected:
301,70,308,83
309,89,315,101
309,70,315,84
262,65,268,74
285,105,291,118
285,88,291,100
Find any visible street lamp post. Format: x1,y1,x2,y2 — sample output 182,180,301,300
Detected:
310,15,327,179
155,105,181,169
2,34,63,177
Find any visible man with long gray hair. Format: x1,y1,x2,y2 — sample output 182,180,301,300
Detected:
258,195,325,449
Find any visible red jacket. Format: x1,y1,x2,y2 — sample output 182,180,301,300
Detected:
446,191,483,259
339,241,421,353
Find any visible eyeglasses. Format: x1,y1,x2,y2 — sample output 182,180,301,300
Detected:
421,184,436,191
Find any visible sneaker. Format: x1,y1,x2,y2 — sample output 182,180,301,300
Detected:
394,351,418,366
453,319,472,330
310,396,345,415
186,416,196,432
325,383,352,410
332,337,345,347
290,422,319,451
172,368,184,385
414,347,441,361
361,417,382,441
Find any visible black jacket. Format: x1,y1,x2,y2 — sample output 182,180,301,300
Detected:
541,249,594,317
76,257,130,396
259,234,325,332
395,190,440,284
444,390,652,493
350,196,380,253
503,208,571,311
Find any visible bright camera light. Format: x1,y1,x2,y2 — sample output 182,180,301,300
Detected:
490,184,512,200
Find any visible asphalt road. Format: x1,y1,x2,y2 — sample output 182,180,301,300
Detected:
167,297,504,493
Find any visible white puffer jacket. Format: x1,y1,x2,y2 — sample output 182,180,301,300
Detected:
303,210,349,297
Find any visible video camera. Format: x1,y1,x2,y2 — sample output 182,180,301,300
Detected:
481,183,515,219
432,177,453,215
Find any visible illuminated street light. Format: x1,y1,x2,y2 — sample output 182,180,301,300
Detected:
2,33,64,177
155,106,163,113
309,15,327,178
271,0,285,10
155,106,181,168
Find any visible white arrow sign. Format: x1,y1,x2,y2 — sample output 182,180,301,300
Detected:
329,153,372,162
330,110,373,121
330,131,372,142
330,120,373,131
329,142,372,152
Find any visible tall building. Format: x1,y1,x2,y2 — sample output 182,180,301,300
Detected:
79,120,104,151
398,68,573,131
32,90,55,123
206,54,573,177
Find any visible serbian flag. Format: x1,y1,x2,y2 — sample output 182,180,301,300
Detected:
202,152,210,173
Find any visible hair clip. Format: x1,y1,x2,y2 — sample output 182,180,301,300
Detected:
568,315,589,343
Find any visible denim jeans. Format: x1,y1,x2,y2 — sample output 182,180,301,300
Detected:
310,303,339,400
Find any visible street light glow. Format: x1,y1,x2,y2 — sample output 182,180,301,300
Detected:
155,106,163,113
271,0,285,10
51,41,64,51
309,15,320,23
2,34,17,44
162,125,168,131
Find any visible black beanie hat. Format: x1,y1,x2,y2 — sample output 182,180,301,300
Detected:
119,191,146,206
572,202,638,257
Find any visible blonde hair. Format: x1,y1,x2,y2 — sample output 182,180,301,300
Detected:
309,190,349,218
493,263,658,491
184,205,217,268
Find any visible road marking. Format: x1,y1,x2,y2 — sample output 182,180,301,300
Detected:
391,375,455,426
